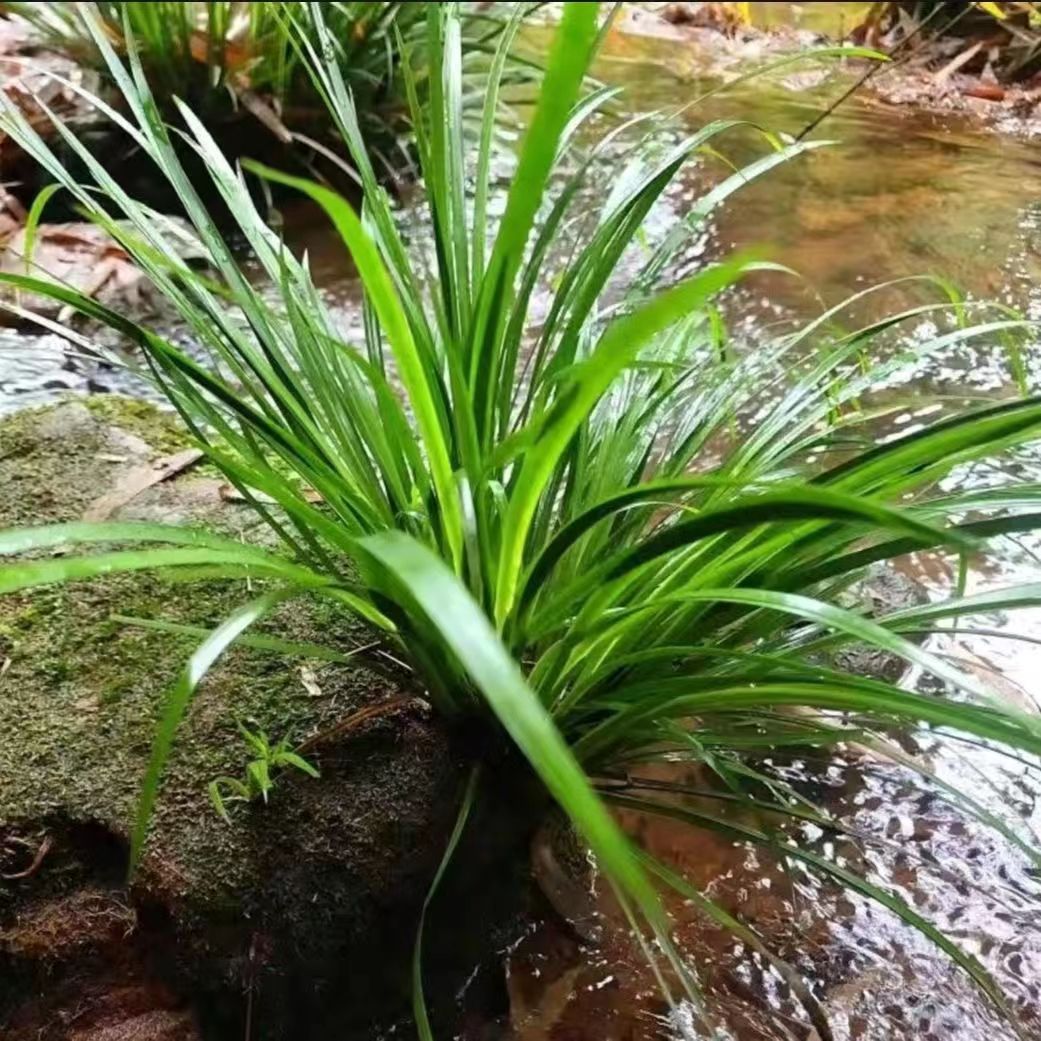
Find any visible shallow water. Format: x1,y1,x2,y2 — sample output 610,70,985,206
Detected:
463,14,1041,1041
3,8,1041,1040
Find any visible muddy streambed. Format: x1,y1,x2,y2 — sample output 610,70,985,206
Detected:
2,9,1041,1041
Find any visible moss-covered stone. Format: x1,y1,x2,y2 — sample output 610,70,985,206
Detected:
1,398,153,527
0,399,464,1039
81,396,193,458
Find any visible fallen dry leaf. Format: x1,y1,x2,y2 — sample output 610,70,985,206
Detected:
0,216,208,323
0,222,144,320
83,448,204,521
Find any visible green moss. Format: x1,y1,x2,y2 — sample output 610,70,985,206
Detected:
81,396,192,456
1,398,162,527
0,400,393,910
2,566,387,898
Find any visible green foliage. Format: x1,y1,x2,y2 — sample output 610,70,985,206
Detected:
3,1,531,163
208,720,319,825
1,2,1040,1033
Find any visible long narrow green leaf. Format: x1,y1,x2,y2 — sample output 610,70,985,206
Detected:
129,589,295,874
0,520,264,557
496,258,757,625
467,2,600,428
526,484,973,625
0,547,330,596
358,530,667,932
413,766,481,1041
21,182,63,276
576,680,1041,765
242,161,464,570
110,613,368,665
601,587,1033,711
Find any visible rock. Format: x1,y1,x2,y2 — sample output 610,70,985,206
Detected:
833,564,930,683
530,810,600,943
0,399,467,1040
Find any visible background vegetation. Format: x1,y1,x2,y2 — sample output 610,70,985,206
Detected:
0,1,534,181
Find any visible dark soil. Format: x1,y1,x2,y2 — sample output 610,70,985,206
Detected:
0,819,196,1041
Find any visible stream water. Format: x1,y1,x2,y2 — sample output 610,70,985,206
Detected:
2,7,1041,1041
463,15,1041,1041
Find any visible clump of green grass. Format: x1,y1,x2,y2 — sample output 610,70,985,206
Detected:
1,3,1041,1036
3,1,531,172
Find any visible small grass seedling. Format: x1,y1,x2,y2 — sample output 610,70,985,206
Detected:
208,722,319,824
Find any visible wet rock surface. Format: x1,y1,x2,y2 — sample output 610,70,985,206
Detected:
834,564,931,683
0,400,468,1040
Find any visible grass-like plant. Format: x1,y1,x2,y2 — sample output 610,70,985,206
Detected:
208,720,319,824
2,2,1041,1035
3,1,526,168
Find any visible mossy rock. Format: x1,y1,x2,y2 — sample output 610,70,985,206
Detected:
0,399,466,1040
